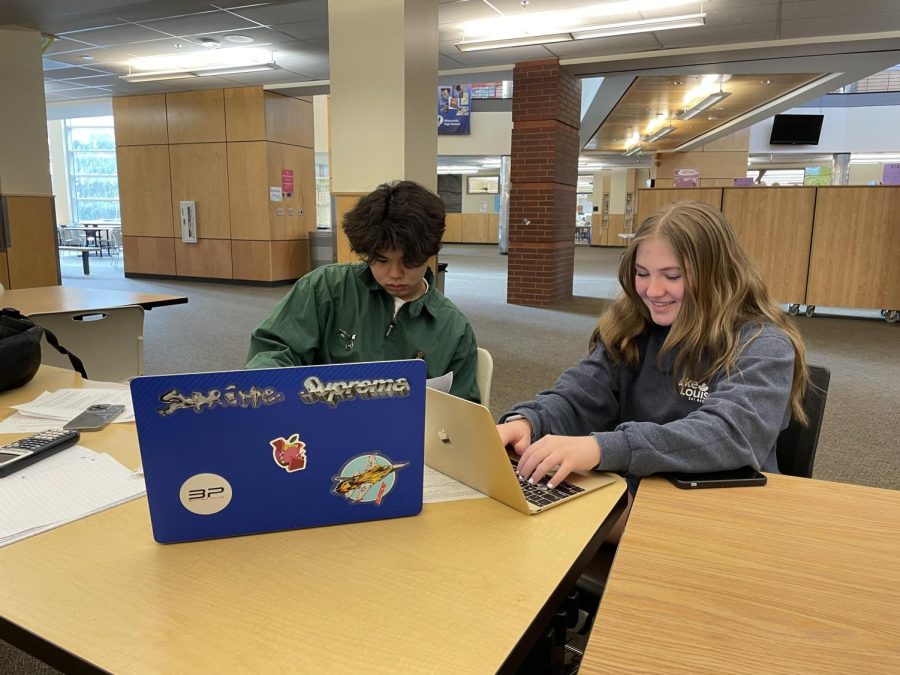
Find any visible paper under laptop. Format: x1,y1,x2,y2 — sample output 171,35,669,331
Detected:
130,360,426,543
424,388,616,515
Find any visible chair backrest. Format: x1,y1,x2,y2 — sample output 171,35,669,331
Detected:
775,364,831,478
30,305,145,382
476,347,494,408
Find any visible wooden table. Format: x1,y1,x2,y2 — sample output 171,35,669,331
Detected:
581,476,900,674
0,286,187,314
0,367,627,674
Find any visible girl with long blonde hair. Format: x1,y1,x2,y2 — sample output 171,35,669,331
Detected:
498,201,809,493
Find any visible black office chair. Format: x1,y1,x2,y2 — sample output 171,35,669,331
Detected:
775,364,831,478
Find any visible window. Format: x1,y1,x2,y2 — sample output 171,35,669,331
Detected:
65,116,120,223
466,175,499,194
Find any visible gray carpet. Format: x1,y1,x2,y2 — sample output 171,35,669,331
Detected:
55,243,899,491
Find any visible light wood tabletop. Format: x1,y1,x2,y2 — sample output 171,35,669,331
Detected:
0,367,627,673
581,475,900,674
0,286,187,315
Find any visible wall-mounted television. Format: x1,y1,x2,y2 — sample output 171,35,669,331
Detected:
769,114,824,145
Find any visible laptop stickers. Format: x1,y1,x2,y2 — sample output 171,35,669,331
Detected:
131,360,426,543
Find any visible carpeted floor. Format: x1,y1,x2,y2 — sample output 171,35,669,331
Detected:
54,242,899,491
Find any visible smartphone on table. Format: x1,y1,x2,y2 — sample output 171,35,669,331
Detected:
664,466,767,489
64,404,126,432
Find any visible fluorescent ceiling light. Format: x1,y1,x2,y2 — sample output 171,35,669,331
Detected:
675,91,731,120
121,47,276,82
573,13,706,40
121,64,277,83
644,125,676,143
623,144,642,157
456,33,573,52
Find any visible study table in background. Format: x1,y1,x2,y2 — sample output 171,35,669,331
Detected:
0,366,628,674
0,286,187,315
581,475,900,674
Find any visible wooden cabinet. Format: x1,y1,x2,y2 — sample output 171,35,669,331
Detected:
635,188,723,225
442,212,498,243
114,86,314,282
0,195,59,289
807,187,900,310
721,187,815,304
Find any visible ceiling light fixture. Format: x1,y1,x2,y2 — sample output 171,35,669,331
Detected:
644,125,675,143
572,13,706,40
675,90,731,120
120,47,277,83
623,144,643,157
455,32,573,52
456,2,706,52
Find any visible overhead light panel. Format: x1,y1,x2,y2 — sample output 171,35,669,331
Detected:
120,47,276,83
675,91,731,120
573,13,706,40
623,144,643,157
643,125,676,143
456,2,707,52
456,33,573,52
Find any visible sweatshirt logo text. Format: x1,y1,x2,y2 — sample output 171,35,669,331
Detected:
678,378,710,404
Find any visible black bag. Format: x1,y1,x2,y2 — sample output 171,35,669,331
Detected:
0,307,87,391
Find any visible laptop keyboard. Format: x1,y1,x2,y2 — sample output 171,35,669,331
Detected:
509,457,585,507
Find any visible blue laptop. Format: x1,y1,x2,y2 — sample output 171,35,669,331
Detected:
130,360,426,543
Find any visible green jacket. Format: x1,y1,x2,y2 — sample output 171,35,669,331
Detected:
246,263,480,402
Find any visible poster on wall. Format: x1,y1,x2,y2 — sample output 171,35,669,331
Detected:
882,163,900,185
438,84,471,135
803,166,832,186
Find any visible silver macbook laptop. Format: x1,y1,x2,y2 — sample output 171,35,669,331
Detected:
425,388,616,514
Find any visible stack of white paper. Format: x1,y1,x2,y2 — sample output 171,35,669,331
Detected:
0,388,135,434
0,446,146,547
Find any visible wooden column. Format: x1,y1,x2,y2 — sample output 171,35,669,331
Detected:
508,59,580,307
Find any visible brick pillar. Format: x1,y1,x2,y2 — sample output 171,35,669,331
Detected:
508,59,580,307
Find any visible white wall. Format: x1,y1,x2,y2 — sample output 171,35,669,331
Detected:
750,106,900,155
438,111,512,156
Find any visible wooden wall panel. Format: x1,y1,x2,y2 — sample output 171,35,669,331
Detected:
267,143,313,239
112,95,168,146
443,213,462,242
591,213,607,246
169,143,230,239
174,238,233,279
0,252,9,288
607,214,628,247
232,239,310,282
487,214,499,243
265,93,314,147
116,145,173,237
333,193,365,263
636,188,723,227
224,86,266,141
123,236,175,275
722,187,815,304
227,141,270,240
461,213,489,242
807,187,900,310
166,90,225,144
3,195,59,288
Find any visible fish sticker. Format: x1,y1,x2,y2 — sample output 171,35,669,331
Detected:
331,453,408,504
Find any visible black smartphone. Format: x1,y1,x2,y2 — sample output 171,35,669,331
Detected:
64,404,126,431
664,466,767,489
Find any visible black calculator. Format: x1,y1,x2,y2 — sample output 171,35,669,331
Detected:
0,429,81,478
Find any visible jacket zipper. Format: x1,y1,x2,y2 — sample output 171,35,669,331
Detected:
385,310,398,338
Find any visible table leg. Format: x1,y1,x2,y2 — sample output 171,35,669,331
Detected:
81,250,91,274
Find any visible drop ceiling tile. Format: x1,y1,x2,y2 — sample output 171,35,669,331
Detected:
141,11,261,36
781,12,900,38
59,22,169,47
275,19,329,41
229,0,328,25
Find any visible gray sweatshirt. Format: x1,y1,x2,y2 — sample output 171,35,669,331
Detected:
503,322,794,476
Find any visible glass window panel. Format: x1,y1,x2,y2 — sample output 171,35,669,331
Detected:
71,152,118,175
73,199,120,222
73,176,119,199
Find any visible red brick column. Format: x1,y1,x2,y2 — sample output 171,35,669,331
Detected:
508,59,580,307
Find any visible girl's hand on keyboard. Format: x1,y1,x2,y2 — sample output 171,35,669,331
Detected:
515,435,602,489
497,418,533,455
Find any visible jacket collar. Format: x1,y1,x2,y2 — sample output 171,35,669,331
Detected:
357,263,439,318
